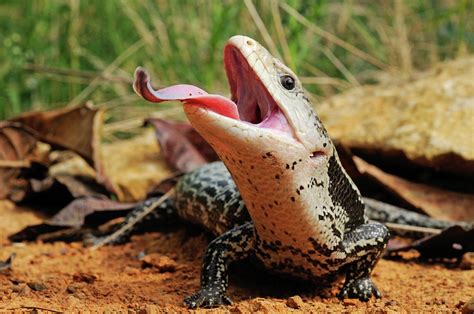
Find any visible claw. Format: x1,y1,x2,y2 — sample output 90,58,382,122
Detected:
338,277,381,302
184,288,232,308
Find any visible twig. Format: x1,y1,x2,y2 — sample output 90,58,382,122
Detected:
244,0,280,58
7,305,63,313
91,188,175,250
270,0,294,68
0,160,31,168
321,46,360,86
384,222,442,235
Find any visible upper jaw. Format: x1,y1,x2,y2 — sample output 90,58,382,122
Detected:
223,37,296,138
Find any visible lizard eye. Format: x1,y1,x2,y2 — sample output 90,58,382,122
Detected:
280,75,295,90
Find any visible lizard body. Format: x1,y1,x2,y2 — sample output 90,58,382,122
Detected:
105,36,464,308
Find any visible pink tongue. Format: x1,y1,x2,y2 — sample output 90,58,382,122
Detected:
133,67,239,120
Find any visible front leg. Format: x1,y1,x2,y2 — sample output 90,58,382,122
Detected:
184,222,255,308
337,222,390,301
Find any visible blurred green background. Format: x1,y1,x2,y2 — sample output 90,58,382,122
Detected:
0,0,472,134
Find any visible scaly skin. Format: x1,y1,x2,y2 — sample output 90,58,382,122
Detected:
130,36,390,308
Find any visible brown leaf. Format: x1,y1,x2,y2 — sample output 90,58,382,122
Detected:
0,122,46,201
8,196,136,242
387,226,474,258
11,103,117,196
101,129,171,202
46,196,135,228
146,118,218,172
29,175,108,199
11,103,100,165
354,156,474,222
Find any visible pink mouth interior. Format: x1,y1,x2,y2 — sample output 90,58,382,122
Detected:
133,46,293,135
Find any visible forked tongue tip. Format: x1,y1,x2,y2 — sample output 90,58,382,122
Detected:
133,67,208,103
133,67,239,120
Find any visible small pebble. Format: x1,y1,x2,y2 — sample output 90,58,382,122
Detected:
27,282,47,291
73,272,98,284
141,254,177,273
462,297,474,314
11,283,30,296
66,284,79,294
343,298,359,306
460,252,474,270
286,295,305,309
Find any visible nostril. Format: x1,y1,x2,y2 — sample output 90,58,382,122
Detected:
246,40,253,46
310,151,325,161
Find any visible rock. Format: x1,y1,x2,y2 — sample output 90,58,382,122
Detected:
343,298,359,306
318,57,474,176
12,283,31,296
460,252,474,270
141,254,177,273
286,295,305,309
462,297,474,314
27,281,47,291
124,266,141,276
72,271,98,284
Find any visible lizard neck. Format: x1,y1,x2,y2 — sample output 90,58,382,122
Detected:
215,140,365,250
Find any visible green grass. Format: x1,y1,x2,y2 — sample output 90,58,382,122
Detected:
0,0,472,126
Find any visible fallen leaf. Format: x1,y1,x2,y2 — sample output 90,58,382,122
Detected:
72,272,98,284
11,103,101,166
9,197,136,242
46,196,135,228
11,103,117,196
387,226,474,258
101,129,171,202
354,156,474,222
146,118,218,172
0,122,47,201
29,175,107,199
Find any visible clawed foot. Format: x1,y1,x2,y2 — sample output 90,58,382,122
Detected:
184,287,232,308
338,277,381,301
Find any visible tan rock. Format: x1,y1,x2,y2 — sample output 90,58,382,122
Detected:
318,57,474,176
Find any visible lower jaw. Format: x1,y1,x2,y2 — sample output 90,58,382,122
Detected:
184,103,296,142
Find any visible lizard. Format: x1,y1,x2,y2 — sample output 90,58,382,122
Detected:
97,35,466,308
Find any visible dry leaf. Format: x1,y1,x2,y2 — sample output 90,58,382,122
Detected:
387,226,474,258
146,118,218,172
0,122,47,201
11,103,117,196
46,196,135,228
101,129,171,202
11,103,101,165
354,156,474,222
29,175,108,198
9,196,136,242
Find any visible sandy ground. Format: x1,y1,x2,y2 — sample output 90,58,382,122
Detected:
0,200,473,313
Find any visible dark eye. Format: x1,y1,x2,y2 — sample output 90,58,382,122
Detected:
280,75,295,90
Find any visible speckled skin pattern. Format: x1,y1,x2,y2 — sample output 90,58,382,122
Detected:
177,36,390,308
174,161,388,307
127,36,392,308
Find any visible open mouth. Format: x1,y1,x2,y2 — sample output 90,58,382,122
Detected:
133,44,294,136
224,47,292,134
